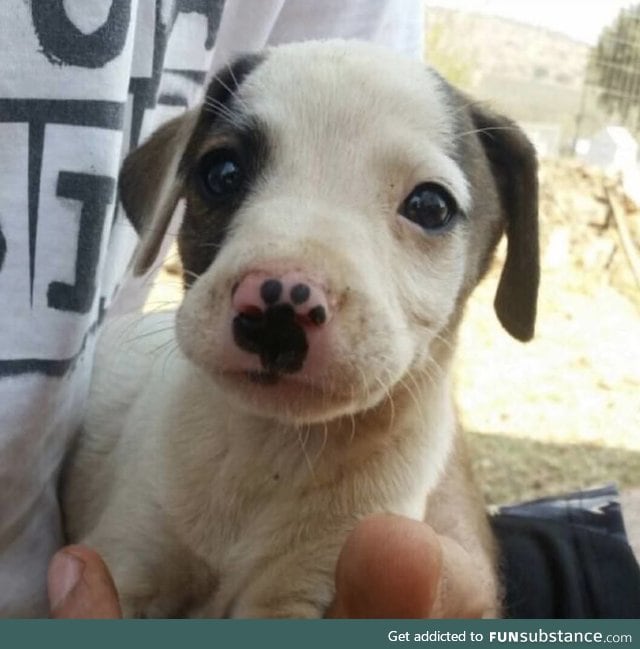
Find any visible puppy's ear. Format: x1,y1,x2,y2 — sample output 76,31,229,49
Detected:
119,110,197,276
471,105,540,342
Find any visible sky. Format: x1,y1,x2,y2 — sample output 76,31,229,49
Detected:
429,0,637,44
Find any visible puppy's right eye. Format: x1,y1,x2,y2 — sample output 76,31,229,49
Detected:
198,150,244,199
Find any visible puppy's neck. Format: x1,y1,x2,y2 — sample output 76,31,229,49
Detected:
285,349,456,464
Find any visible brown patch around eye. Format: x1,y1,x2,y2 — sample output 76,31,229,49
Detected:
178,122,270,289
174,54,269,289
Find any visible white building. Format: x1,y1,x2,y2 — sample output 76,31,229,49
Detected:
585,126,640,206
585,126,638,173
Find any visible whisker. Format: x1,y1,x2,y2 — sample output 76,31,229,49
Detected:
182,268,201,282
209,70,252,118
160,341,181,378
297,423,317,483
452,125,520,143
220,65,253,114
349,411,356,446
313,422,329,466
225,62,240,95
196,241,224,250
123,325,176,345
202,97,238,123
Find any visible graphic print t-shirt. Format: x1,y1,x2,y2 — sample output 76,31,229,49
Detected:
0,0,228,616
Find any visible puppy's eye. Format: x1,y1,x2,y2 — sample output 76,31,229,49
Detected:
399,183,459,232
198,150,244,198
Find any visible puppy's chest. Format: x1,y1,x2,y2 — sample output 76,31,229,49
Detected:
165,429,329,559
164,415,436,570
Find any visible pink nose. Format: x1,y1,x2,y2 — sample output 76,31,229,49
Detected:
231,271,331,374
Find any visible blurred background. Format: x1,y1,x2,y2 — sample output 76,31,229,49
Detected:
146,0,640,548
423,1,640,545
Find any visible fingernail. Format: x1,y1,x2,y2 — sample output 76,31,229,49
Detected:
49,551,84,610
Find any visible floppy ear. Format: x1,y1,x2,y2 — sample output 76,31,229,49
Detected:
470,105,540,342
118,110,197,276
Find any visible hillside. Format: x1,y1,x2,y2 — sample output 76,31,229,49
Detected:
425,7,589,89
425,8,595,150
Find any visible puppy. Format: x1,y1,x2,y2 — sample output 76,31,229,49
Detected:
62,40,538,618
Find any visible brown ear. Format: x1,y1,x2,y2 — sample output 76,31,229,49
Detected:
119,110,198,275
470,105,540,342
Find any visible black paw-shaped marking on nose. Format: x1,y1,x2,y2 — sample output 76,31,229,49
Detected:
233,278,328,374
288,282,326,324
290,283,310,305
233,303,308,374
260,279,282,305
308,305,326,325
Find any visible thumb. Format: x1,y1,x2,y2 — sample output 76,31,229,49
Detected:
48,545,122,619
326,514,442,618
326,515,492,619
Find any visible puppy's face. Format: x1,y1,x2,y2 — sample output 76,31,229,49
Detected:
120,41,539,424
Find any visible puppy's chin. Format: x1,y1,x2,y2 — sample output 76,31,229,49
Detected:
189,359,398,425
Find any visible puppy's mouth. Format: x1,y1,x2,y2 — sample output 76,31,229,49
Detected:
226,368,318,390
245,369,282,385
220,362,344,398
217,366,367,424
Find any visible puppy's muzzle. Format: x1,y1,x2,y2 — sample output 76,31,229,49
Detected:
231,271,331,375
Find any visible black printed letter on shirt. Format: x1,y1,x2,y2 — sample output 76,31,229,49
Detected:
47,172,115,314
32,0,131,68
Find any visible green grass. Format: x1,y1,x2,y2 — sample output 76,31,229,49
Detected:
467,431,640,505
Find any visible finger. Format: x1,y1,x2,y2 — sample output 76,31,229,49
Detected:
326,514,442,618
48,545,122,619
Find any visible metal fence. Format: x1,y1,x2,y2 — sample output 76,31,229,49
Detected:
575,5,640,147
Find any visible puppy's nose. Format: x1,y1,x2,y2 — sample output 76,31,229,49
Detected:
231,272,330,374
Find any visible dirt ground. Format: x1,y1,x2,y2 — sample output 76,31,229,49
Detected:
146,157,640,543
456,159,640,505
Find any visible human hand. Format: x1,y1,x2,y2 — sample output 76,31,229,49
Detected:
327,513,493,618
48,515,489,618
48,545,122,618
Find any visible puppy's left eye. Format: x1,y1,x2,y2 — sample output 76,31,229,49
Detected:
399,183,459,232
198,150,244,199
